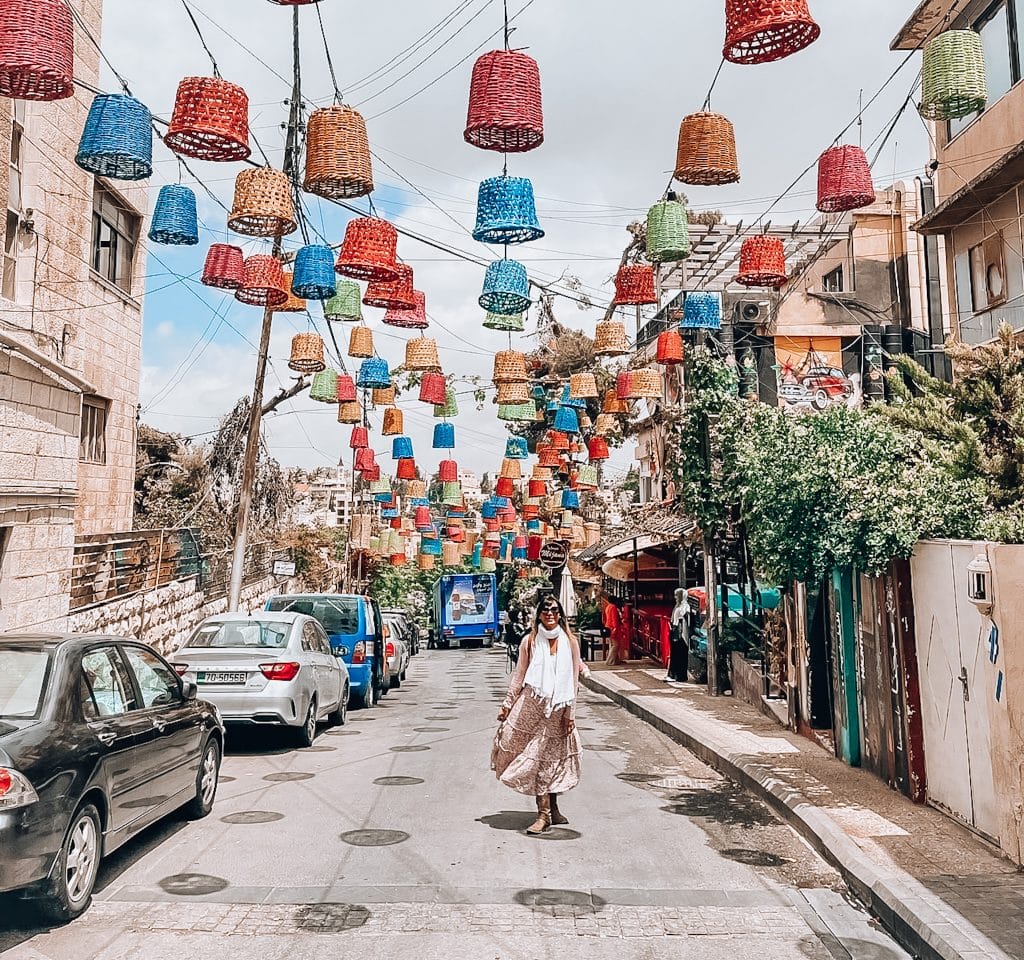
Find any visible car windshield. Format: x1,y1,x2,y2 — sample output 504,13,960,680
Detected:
0,649,51,718
267,597,359,636
185,621,290,649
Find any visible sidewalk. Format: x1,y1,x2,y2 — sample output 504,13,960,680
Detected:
584,664,1024,960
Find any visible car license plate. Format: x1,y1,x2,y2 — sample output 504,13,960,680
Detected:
199,671,246,684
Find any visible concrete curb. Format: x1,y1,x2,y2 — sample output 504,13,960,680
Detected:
583,673,1011,960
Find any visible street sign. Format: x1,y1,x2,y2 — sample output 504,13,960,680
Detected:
538,541,568,569
273,560,297,577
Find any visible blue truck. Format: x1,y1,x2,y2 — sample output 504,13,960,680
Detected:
430,573,499,649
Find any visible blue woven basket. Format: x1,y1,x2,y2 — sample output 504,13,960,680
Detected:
433,421,455,449
472,176,544,244
505,436,529,459
561,488,581,510
560,384,587,409
410,497,430,507
392,435,414,459
148,185,198,245
481,501,498,519
512,544,527,560
531,383,548,402
292,245,337,300
489,495,510,509
356,357,390,389
381,508,399,520
421,538,442,556
479,259,530,315
682,291,722,330
76,94,153,181
526,519,541,532
471,543,483,566
553,405,580,433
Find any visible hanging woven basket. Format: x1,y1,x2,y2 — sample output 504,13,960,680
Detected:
324,281,363,321
353,445,375,471
76,94,153,181
616,370,633,400
483,310,525,331
496,477,515,498
737,236,788,287
588,436,610,461
383,290,428,329
682,291,722,329
348,325,374,358
407,479,427,499
288,333,325,373
165,76,250,162
553,406,580,434
569,372,599,399
363,263,415,311
472,175,544,244
336,217,398,281
292,244,337,300
505,436,529,459
594,320,631,357
464,49,543,153
396,458,417,481
500,458,522,481
723,0,820,65
201,243,244,289
479,260,530,315
235,255,289,307
920,30,988,121
372,385,396,405
628,368,664,399
419,372,447,405
656,329,684,365
433,387,459,418
602,388,629,414
438,459,458,483
674,112,739,186
391,435,413,460
361,464,381,482
594,412,620,434
337,401,362,424
336,373,357,402
309,369,339,403
0,0,73,101
149,185,199,246
816,145,876,213
357,357,391,389
496,380,530,404
382,406,404,435
548,429,570,452
275,273,307,313
613,264,657,306
303,104,374,199
492,350,529,383
441,540,462,567
405,336,441,372
349,425,369,449
433,421,455,449
647,198,691,263
228,167,297,237
497,402,537,422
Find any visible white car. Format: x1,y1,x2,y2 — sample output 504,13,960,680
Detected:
383,615,411,689
170,611,349,746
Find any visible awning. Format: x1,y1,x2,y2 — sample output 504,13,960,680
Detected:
603,534,667,559
572,506,698,565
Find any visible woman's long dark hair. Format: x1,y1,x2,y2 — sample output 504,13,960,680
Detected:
533,594,565,629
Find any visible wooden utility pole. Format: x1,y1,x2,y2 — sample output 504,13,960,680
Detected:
228,7,303,610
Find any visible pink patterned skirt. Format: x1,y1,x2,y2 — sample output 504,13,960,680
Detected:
491,688,582,796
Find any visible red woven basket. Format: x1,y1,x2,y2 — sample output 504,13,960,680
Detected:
528,480,547,499
616,370,632,400
0,0,73,101
361,464,381,482
723,0,820,65
349,425,368,449
336,374,357,403
419,372,447,405
396,458,417,481
548,430,570,451
495,477,515,498
335,217,399,282
165,77,250,162
354,447,376,473
464,50,544,154
588,437,610,461
363,263,415,310
737,236,788,288
438,459,458,482
234,255,289,306
816,145,876,214
656,329,684,365
613,264,657,306
201,243,244,289
383,290,428,330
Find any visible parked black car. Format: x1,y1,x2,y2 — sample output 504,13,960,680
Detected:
0,634,224,922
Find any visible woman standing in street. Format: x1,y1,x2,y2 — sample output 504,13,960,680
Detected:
491,595,590,835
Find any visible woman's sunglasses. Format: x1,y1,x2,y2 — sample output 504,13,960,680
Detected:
540,606,559,615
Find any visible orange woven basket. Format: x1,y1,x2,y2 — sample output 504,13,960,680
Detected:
234,255,288,307
405,337,441,372
675,112,740,186
337,401,362,424
627,368,663,399
382,406,404,435
288,333,325,373
228,167,297,237
335,217,398,282
303,105,374,200
594,320,630,357
496,381,530,403
737,235,788,288
275,272,307,313
602,388,629,414
372,385,396,405
569,372,599,399
348,325,374,358
500,458,522,480
492,350,529,383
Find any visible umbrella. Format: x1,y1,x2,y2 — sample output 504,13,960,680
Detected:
558,565,578,619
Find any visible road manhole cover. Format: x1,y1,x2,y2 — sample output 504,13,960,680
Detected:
340,829,410,846
615,772,661,783
263,772,314,782
334,729,362,735
651,776,720,790
374,776,425,786
583,744,620,752
413,727,448,732
427,716,456,720
513,888,602,909
159,873,230,896
220,811,284,824
349,717,375,722
719,848,786,867
218,775,236,783
294,903,370,932
301,745,336,752
390,745,430,753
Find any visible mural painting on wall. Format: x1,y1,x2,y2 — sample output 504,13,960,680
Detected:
774,337,861,412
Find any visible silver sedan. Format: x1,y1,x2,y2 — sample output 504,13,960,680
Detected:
169,611,349,746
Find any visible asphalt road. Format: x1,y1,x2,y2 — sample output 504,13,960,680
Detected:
0,647,909,959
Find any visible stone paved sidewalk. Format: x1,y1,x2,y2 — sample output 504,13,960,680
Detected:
584,664,1024,960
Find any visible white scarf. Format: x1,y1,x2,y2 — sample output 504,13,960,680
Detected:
524,625,575,716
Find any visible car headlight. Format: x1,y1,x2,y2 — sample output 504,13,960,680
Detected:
0,768,39,810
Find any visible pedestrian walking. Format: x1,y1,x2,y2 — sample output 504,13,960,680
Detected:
665,588,690,683
491,595,590,835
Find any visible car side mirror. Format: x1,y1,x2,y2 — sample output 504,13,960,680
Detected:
334,649,346,658
182,679,198,700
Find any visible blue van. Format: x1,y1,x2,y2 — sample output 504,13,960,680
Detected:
264,593,384,708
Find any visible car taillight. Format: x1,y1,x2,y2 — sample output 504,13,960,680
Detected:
352,641,366,664
0,767,39,810
385,641,395,659
259,662,300,682
171,663,188,676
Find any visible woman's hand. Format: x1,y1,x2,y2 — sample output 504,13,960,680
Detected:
564,713,576,735
497,705,510,722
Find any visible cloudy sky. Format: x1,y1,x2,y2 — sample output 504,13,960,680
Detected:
100,0,927,481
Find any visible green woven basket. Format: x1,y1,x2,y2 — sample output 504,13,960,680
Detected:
309,368,339,403
324,280,363,321
433,387,459,418
646,198,691,263
483,309,525,331
369,477,392,495
920,30,987,121
441,481,463,506
497,401,537,422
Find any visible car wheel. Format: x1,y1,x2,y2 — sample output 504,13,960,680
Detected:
328,686,347,726
391,673,401,689
400,669,407,681
296,698,317,747
356,682,374,709
185,737,220,820
813,388,830,410
37,802,102,924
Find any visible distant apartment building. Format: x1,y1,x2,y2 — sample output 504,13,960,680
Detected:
290,468,375,528
459,469,484,507
0,0,148,631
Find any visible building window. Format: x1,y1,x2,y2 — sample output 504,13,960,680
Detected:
967,233,1008,312
3,102,25,302
822,266,844,293
949,1,1023,137
91,181,140,294
80,395,109,464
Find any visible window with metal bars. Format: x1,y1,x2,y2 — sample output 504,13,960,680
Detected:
79,396,109,464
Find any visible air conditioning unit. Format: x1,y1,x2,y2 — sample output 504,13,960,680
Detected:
736,300,769,324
